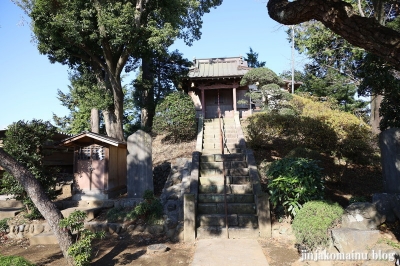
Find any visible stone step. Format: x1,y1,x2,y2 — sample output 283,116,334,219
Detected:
225,133,238,139
201,154,246,162
200,161,248,169
198,194,254,203
196,226,259,239
202,148,242,155
199,175,227,185
200,167,249,177
0,208,22,219
29,232,58,245
199,175,251,186
0,199,24,208
198,203,256,215
198,214,258,227
61,207,103,221
199,184,252,194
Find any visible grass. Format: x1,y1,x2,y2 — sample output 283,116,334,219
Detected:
0,254,35,266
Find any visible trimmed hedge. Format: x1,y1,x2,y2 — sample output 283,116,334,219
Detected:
245,95,373,163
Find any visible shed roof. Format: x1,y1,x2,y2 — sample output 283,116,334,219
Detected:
60,131,126,148
188,56,251,79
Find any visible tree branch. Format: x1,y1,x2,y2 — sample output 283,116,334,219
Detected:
267,0,400,70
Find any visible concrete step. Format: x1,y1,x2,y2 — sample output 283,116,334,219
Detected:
198,203,256,215
198,214,258,227
201,154,246,162
0,199,24,208
0,208,22,219
196,226,259,239
198,194,254,203
61,207,103,221
199,176,250,186
29,232,58,245
201,148,242,154
199,175,227,185
200,168,249,177
199,184,252,194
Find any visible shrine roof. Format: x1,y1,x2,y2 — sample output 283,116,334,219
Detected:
188,56,252,79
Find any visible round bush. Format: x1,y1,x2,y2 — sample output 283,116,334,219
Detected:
292,201,343,251
267,157,324,217
152,91,196,141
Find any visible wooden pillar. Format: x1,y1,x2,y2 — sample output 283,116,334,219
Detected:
233,87,237,113
201,88,205,118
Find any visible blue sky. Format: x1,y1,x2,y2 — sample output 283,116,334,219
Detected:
0,0,305,130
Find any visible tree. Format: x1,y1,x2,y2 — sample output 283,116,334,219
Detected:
239,67,284,109
153,91,197,141
244,47,266,68
0,137,74,265
132,50,192,130
1,120,59,218
267,0,400,70
53,70,139,137
15,0,222,141
271,1,399,132
53,70,113,135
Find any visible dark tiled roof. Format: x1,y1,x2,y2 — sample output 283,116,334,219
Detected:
60,131,126,147
188,56,251,79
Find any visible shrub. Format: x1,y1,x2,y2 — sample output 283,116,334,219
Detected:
244,95,374,163
59,210,105,266
292,201,343,251
291,95,373,163
0,255,35,266
153,91,197,141
1,120,59,218
106,190,163,224
285,147,321,162
0,218,9,233
267,157,324,217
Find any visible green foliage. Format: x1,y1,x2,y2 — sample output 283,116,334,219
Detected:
244,47,266,68
245,95,374,164
348,195,368,205
267,157,324,217
1,120,59,218
285,147,321,162
59,210,105,266
132,50,192,129
0,218,9,233
240,67,283,88
106,190,163,224
357,54,400,131
153,91,196,141
289,20,368,114
292,201,343,251
0,254,35,266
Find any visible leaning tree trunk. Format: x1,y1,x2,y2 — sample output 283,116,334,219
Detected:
0,149,74,265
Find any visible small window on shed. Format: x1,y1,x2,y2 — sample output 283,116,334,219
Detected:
78,145,104,160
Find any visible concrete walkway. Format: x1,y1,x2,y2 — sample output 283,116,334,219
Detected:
191,239,269,266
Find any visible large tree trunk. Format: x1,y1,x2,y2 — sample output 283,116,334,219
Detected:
141,57,155,129
0,149,74,265
90,108,100,134
370,94,382,134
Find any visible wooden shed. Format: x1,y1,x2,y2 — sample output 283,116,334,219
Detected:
60,132,127,200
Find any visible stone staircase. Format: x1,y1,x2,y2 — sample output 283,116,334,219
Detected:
196,118,259,239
